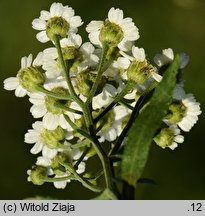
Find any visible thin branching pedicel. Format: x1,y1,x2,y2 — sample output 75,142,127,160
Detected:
3,2,201,199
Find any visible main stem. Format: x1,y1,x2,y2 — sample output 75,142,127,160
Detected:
83,105,114,191
54,35,114,192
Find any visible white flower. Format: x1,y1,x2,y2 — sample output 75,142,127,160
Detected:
154,48,189,69
116,46,162,83
42,33,82,79
29,78,81,130
3,53,43,97
177,93,201,132
86,7,139,51
165,85,202,132
35,145,86,189
32,2,83,43
77,42,99,72
53,161,85,189
154,125,184,150
43,36,99,78
43,33,82,60
120,46,146,62
25,121,73,158
98,105,131,142
92,84,117,110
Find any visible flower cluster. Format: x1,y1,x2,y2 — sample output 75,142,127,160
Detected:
3,2,201,191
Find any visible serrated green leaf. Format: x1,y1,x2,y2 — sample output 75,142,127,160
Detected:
121,55,180,187
92,188,117,200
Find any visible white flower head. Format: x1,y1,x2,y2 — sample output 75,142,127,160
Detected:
86,7,139,51
32,2,83,43
35,144,86,189
178,93,201,132
154,48,189,69
29,77,81,130
3,53,44,97
154,125,184,150
97,105,131,142
77,42,99,72
117,46,162,84
42,33,83,79
52,160,85,189
154,48,174,67
165,86,202,132
92,84,117,110
24,121,73,158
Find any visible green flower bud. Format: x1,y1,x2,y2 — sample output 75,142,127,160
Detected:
40,126,65,148
45,87,70,114
46,17,69,41
154,128,175,149
18,67,45,92
76,70,107,96
99,20,124,47
166,101,187,124
127,61,154,85
29,166,47,186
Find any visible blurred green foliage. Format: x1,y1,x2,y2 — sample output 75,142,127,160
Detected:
0,0,204,199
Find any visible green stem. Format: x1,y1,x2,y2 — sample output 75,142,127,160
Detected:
62,163,102,193
109,95,144,156
87,126,114,191
54,102,83,115
53,35,83,108
74,147,91,169
57,140,91,150
54,35,115,193
86,44,109,106
94,81,135,123
63,114,95,143
118,100,134,110
36,85,73,101
42,176,75,183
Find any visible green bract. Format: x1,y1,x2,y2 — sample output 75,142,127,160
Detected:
40,126,65,148
99,20,124,47
166,101,187,124
46,17,69,41
127,61,154,85
30,166,47,186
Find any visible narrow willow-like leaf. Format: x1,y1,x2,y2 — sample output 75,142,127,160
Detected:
121,55,180,187
92,188,117,200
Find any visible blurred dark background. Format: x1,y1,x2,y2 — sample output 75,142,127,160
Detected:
0,0,204,199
